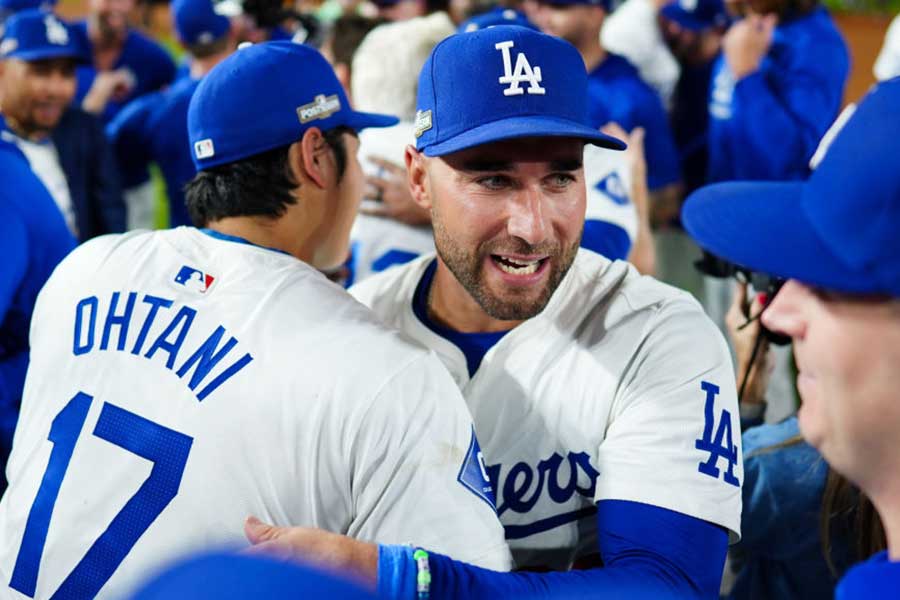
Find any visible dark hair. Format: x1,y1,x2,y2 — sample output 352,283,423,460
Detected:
742,0,819,20
820,469,886,577
185,126,353,226
327,15,385,68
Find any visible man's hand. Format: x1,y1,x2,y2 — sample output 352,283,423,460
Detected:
81,68,135,114
244,517,378,588
362,155,431,227
602,123,657,275
726,281,773,406
723,14,776,80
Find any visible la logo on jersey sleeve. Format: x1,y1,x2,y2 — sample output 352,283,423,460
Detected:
458,427,497,510
695,381,740,487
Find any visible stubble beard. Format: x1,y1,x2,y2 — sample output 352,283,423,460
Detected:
432,216,581,321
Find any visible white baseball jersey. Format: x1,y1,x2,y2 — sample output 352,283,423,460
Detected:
351,251,742,570
350,126,638,284
0,227,510,599
350,123,435,284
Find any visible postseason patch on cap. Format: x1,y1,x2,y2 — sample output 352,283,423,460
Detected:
414,110,432,138
194,138,215,159
296,94,341,124
0,38,18,56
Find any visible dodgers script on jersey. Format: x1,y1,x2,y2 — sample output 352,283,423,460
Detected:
352,251,742,569
0,228,510,599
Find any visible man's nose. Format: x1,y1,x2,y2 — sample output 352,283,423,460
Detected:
506,186,549,246
760,279,809,341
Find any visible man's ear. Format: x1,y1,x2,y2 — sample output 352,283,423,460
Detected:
291,127,334,189
405,145,433,210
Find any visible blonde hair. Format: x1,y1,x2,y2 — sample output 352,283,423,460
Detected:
351,12,455,121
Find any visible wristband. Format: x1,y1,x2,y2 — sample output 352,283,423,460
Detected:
414,548,431,599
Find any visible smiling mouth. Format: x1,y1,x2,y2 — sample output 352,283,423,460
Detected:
491,254,547,275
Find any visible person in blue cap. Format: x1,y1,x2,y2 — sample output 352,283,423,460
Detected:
106,0,235,228
244,25,742,599
71,0,175,122
0,9,125,241
525,0,683,225
0,0,55,24
0,125,76,496
682,77,900,600
458,6,539,33
0,40,511,599
658,0,729,195
706,0,848,183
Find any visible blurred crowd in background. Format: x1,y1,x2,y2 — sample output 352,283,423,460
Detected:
1,0,899,595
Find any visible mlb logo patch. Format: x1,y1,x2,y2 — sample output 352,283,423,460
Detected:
174,266,215,293
194,138,215,160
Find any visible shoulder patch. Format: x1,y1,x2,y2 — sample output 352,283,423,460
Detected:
457,426,497,511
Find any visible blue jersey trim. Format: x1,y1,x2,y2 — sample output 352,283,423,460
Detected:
411,260,508,377
199,228,291,256
504,506,597,540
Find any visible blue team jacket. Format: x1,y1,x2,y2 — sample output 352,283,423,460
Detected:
707,7,850,183
0,139,76,458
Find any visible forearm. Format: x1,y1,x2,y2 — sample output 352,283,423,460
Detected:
378,546,700,600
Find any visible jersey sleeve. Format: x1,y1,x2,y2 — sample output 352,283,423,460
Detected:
346,352,512,571
593,297,743,540
632,86,681,191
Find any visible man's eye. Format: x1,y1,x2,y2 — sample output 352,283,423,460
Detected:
548,173,576,187
477,175,510,189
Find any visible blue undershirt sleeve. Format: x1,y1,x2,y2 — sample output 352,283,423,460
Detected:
581,220,632,261
377,500,728,599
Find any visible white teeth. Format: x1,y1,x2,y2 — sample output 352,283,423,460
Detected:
495,256,540,275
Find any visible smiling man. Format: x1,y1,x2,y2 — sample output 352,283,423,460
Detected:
246,26,742,599
0,9,124,241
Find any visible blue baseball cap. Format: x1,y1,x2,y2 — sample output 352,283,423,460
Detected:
128,552,375,599
0,9,87,62
188,41,398,170
459,8,539,33
0,0,55,15
533,0,609,10
659,0,728,31
682,77,900,298
172,0,230,46
414,26,625,157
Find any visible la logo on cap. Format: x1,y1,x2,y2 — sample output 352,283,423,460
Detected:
495,40,545,97
44,15,68,45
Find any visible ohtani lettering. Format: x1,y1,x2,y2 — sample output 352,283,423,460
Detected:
72,292,253,401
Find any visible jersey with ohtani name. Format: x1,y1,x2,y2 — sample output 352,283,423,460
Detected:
351,251,742,570
0,227,510,599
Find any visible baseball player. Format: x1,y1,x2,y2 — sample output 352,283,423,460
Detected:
245,26,741,598
106,0,235,228
706,0,848,183
0,41,510,599
0,129,75,492
683,77,900,599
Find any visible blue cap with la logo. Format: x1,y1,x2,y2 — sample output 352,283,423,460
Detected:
413,25,626,157
0,9,87,63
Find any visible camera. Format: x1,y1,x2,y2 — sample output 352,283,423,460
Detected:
694,250,791,346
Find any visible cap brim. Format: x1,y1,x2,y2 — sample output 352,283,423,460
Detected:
344,110,399,132
8,47,89,64
421,115,627,157
682,181,882,294
659,5,708,30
